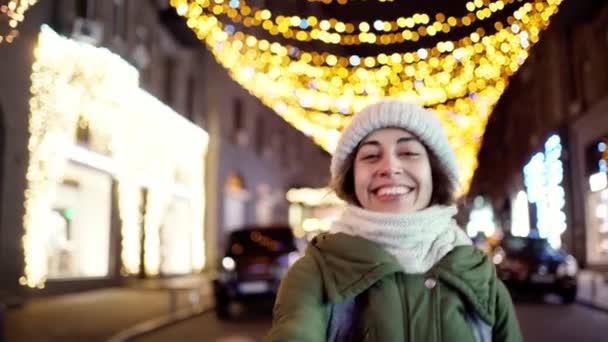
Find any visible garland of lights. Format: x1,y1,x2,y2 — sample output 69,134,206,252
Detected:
22,26,207,288
179,1,539,109
195,0,517,45
186,2,536,69
171,0,562,192
0,0,38,44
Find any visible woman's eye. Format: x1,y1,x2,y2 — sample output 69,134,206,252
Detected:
360,154,378,161
399,151,419,157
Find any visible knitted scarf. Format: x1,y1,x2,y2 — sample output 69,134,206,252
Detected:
329,205,472,274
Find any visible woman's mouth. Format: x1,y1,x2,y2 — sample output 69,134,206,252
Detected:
373,186,413,201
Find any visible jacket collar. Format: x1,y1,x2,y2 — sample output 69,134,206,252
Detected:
307,232,495,325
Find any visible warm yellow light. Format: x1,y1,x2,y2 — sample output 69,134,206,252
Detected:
189,0,524,46
23,26,209,288
286,187,345,207
0,0,39,44
173,0,563,193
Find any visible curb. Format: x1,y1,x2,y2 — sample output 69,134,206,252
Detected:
105,305,214,342
576,299,608,314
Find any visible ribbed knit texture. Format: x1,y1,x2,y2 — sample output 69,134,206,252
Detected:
329,205,472,274
330,99,459,190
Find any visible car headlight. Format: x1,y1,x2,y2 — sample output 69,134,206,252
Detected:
556,255,578,277
222,256,236,271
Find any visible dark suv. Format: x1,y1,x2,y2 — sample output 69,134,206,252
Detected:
212,225,300,319
493,235,578,303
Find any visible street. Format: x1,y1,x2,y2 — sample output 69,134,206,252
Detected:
135,298,608,342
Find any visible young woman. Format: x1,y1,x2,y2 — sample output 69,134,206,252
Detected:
265,99,523,342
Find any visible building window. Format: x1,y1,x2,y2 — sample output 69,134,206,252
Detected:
112,0,128,40
232,98,244,144
256,116,265,155
76,0,95,18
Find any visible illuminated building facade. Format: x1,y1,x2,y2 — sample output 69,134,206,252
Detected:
0,1,330,303
470,2,608,271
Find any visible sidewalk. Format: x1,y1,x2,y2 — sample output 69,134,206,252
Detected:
3,273,212,342
577,269,608,311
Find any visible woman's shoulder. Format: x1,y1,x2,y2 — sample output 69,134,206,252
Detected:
279,252,323,293
273,252,326,314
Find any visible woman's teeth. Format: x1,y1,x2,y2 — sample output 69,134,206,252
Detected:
376,186,410,196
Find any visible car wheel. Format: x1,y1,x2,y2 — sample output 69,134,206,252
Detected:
215,302,231,320
560,287,577,304
213,283,232,320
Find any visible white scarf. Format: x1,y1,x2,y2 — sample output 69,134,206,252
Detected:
329,205,472,274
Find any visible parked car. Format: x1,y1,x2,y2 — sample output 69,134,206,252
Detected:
212,225,300,319
492,235,578,303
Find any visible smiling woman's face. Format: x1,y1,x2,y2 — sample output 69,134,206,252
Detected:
353,128,433,214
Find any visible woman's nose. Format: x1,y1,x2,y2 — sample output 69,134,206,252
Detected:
378,157,402,177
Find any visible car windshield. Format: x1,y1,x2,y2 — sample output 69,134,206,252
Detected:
502,236,551,254
226,227,297,257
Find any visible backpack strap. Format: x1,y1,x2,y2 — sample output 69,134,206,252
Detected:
465,302,493,342
326,297,357,342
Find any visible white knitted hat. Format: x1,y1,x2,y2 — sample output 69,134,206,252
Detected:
330,99,460,189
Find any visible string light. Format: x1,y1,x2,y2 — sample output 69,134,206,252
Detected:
182,0,538,69
0,0,38,44
171,0,562,193
21,26,208,288
186,0,518,45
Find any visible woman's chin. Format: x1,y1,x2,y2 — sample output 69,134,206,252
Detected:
368,201,417,214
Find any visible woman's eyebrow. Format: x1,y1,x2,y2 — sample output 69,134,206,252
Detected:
359,140,380,148
396,137,420,144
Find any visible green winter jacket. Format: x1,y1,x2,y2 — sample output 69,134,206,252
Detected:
265,233,522,342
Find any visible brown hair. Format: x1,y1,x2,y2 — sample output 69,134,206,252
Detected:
329,144,456,207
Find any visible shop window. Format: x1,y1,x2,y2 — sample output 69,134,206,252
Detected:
160,197,193,275
586,189,608,264
47,161,112,279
